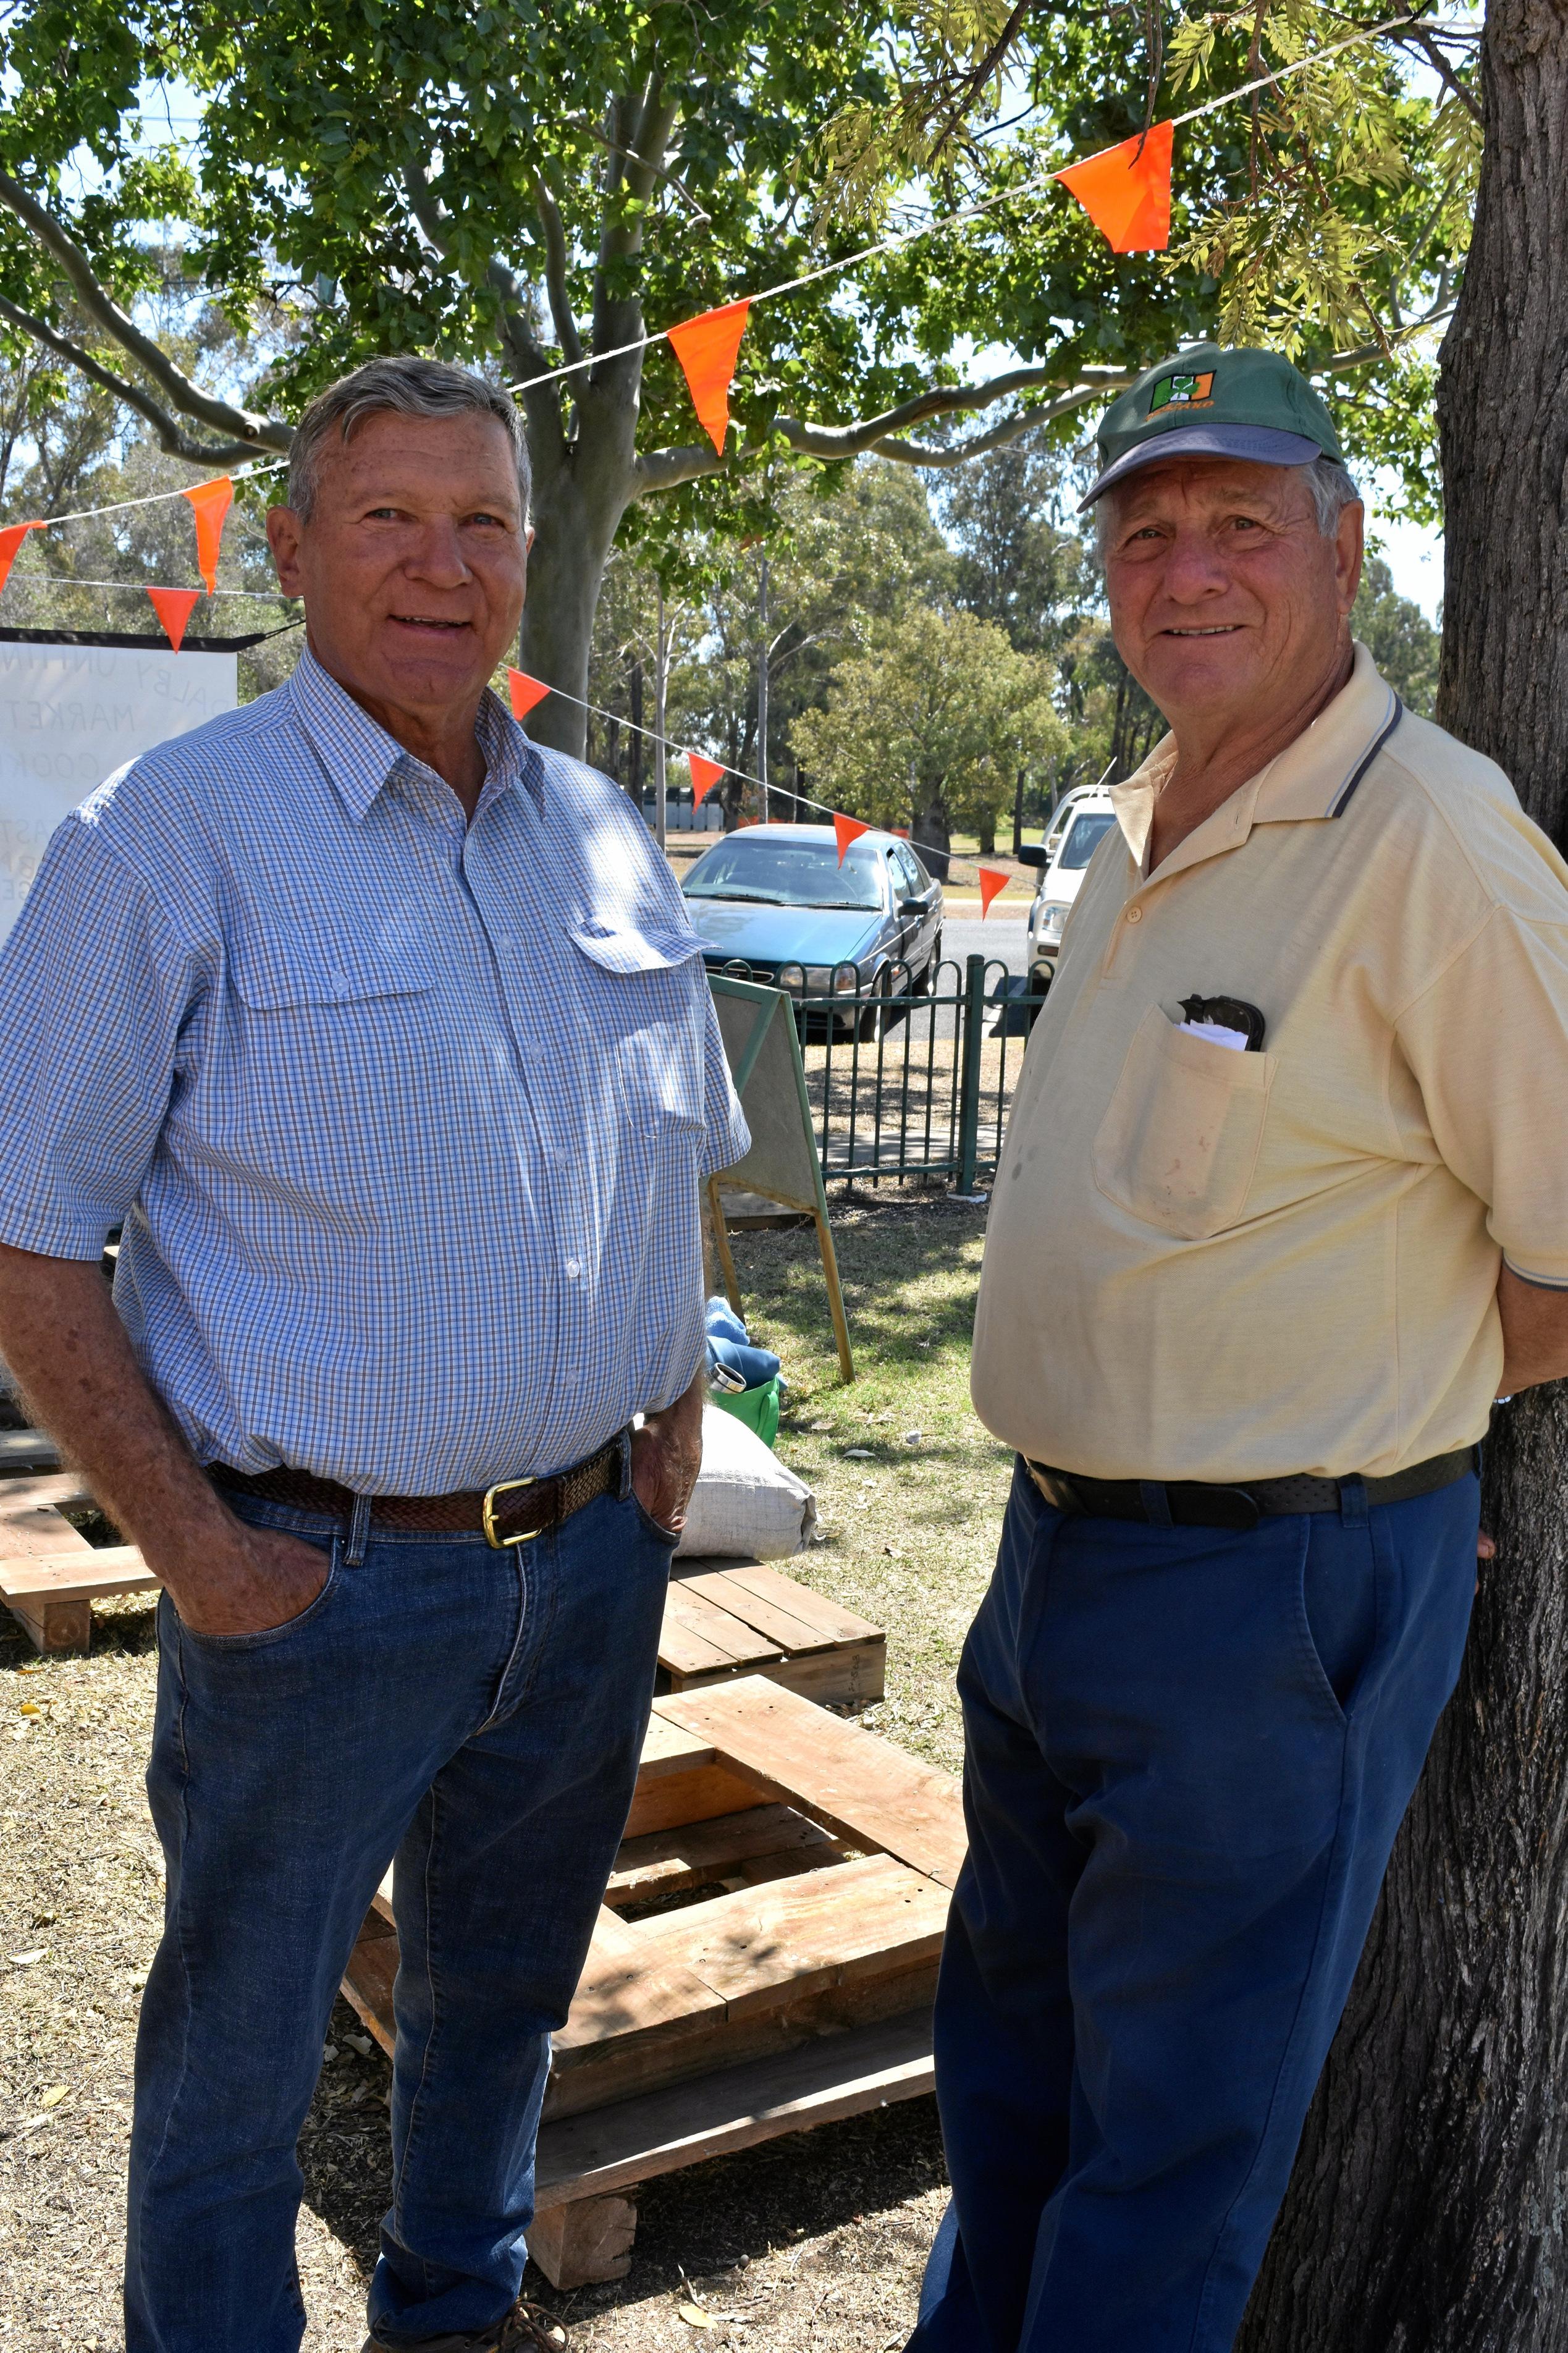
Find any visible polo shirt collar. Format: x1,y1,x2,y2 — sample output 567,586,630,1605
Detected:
287,641,546,823
1110,642,1402,878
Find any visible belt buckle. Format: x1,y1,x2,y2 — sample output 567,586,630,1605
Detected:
483,1474,543,1550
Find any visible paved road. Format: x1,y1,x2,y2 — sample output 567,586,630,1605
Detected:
942,912,1029,978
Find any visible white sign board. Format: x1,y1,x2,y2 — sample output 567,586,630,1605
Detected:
0,641,238,944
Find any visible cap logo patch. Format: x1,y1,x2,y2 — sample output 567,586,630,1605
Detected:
1149,369,1215,412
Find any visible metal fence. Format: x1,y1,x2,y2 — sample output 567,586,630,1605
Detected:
711,953,1050,1190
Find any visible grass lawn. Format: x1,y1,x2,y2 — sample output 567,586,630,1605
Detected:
0,1193,1006,2352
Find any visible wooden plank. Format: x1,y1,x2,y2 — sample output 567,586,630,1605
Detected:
342,1914,398,2059
0,1474,95,1553
628,1853,946,2021
762,1642,885,1710
6,1595,92,1653
664,1642,886,1712
654,1677,967,1891
533,2006,935,2208
699,1561,883,1650
0,1545,156,1607
673,1566,859,1657
604,1804,846,1907
528,2191,638,2289
638,1712,716,1779
0,1428,59,1477
660,1582,783,1674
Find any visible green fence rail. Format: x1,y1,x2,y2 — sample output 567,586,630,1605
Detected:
710,952,1049,1191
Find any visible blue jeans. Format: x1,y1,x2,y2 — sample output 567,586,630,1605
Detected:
909,1459,1478,2353
124,1449,675,2353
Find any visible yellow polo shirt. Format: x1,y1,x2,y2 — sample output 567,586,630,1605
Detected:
972,644,1568,1482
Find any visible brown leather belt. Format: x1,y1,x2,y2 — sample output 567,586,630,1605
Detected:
1025,1445,1478,1533
212,1435,623,1549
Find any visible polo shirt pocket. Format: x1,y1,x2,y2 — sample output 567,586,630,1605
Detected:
1093,1005,1275,1241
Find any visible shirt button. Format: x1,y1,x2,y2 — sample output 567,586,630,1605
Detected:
565,1258,583,1278
1126,906,1143,924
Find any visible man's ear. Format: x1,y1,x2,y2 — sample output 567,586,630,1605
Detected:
266,506,305,599
1335,498,1365,615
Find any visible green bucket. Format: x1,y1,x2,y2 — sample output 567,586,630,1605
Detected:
711,1375,782,1450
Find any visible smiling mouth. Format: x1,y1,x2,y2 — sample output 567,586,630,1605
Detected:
391,614,471,631
1164,624,1244,637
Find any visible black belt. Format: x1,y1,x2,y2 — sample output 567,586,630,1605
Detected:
1025,1445,1478,1533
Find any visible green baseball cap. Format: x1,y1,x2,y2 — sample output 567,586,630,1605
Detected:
1081,342,1347,509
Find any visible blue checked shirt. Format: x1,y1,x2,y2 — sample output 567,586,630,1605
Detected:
0,647,748,1493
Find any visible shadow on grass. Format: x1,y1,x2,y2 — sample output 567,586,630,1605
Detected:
726,1193,989,1383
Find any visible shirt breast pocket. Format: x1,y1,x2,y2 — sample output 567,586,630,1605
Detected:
569,923,707,1134
1093,1004,1275,1241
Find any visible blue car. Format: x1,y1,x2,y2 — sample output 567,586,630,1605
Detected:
681,825,944,1020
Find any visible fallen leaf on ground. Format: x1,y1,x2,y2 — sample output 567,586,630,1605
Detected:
678,2309,718,2330
41,2084,69,2107
10,1948,45,1967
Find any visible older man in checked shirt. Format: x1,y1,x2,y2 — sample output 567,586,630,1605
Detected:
0,357,747,2353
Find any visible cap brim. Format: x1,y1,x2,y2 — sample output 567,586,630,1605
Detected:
1079,423,1328,510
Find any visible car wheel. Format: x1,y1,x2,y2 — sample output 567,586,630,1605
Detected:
857,966,896,1041
914,930,943,994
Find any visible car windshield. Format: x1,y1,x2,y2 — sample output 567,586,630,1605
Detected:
683,836,885,911
1056,811,1117,870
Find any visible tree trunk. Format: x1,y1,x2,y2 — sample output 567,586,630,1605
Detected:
519,428,632,762
916,793,951,882
1237,7,1568,2346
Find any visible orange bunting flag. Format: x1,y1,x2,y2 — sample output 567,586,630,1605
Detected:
182,476,233,595
0,520,40,593
1055,119,1174,253
689,753,725,805
667,298,751,455
507,667,552,719
146,586,201,653
977,867,1012,918
833,812,871,866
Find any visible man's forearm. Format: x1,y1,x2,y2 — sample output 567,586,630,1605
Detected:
0,1243,256,1606
1497,1262,1568,1395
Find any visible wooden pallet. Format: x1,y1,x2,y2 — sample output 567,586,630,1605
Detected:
342,1675,964,2289
659,1560,884,1709
0,1455,885,1710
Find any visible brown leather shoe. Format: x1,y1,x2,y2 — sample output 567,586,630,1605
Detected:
362,2302,567,2353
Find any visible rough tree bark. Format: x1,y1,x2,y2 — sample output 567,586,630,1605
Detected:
1236,5,1568,2346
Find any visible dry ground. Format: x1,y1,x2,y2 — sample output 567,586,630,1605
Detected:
1,1193,1009,2352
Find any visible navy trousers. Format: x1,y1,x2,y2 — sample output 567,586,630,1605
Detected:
909,1459,1478,2353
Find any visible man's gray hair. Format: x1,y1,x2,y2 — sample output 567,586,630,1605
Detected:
1094,451,1362,560
286,357,531,523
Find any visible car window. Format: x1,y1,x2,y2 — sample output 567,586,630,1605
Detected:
682,835,885,911
892,845,925,897
1055,811,1117,870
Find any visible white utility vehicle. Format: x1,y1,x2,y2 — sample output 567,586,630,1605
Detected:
1020,787,1120,982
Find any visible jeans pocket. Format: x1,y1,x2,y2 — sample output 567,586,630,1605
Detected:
630,1492,681,1549
175,1539,342,1655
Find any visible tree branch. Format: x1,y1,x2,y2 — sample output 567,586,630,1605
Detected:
634,439,728,494
531,179,583,367
1382,20,1484,124
773,362,1134,461
0,294,276,468
0,172,289,450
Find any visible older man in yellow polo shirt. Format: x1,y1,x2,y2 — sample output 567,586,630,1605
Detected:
908,343,1568,2353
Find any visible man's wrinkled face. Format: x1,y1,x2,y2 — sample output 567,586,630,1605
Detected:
1100,457,1362,729
266,409,529,722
